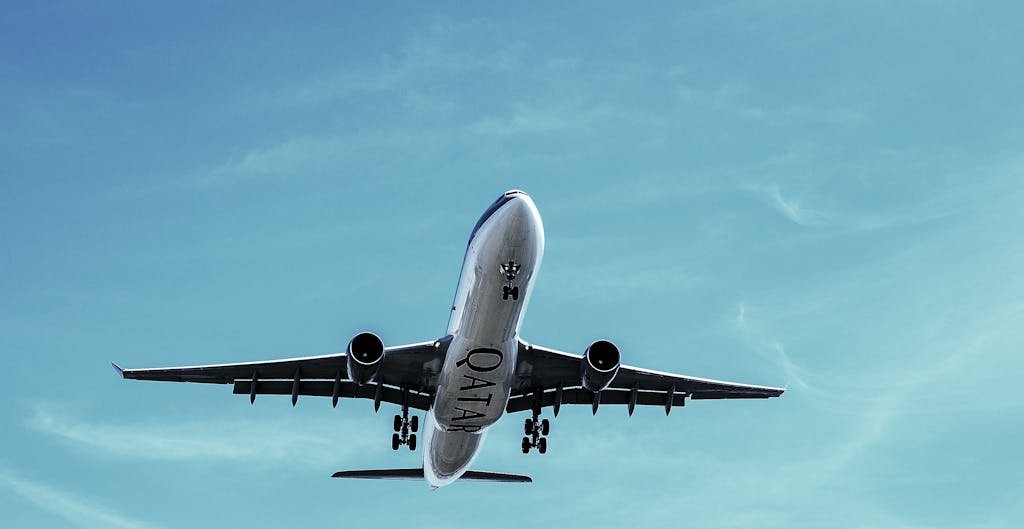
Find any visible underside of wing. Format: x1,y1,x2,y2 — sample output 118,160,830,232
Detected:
114,353,348,384
114,340,446,410
509,342,784,414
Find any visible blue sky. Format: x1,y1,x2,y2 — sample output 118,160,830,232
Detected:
2,1,1023,527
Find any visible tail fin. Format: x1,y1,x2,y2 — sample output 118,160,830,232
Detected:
331,468,531,483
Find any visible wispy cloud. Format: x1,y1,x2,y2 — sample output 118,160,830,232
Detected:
767,342,811,393
748,182,827,226
674,77,869,127
721,195,1024,507
28,405,374,468
276,18,521,109
731,301,816,394
542,257,702,303
0,468,157,529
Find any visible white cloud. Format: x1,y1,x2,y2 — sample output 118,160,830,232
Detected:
676,78,869,127
28,406,375,468
0,468,158,529
541,257,702,303
276,18,521,109
768,342,811,393
469,104,580,136
749,182,827,226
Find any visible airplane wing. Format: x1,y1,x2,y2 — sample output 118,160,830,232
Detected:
113,340,446,411
507,342,784,415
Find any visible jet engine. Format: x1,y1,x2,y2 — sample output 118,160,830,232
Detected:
581,340,621,392
346,332,385,384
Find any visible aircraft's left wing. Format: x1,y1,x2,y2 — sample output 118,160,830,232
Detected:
507,342,784,414
114,341,445,411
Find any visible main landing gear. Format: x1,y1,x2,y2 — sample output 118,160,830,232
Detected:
501,260,521,301
392,404,418,451
521,410,550,454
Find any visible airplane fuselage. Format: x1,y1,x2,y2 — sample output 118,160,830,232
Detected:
423,190,544,487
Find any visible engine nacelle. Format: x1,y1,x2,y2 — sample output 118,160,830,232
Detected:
346,332,385,385
581,340,621,392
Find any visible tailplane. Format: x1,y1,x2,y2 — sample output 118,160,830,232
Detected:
331,468,531,483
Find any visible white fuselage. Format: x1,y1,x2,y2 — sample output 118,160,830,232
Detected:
422,192,544,488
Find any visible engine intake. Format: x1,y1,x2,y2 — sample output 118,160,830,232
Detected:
346,332,385,384
581,340,621,392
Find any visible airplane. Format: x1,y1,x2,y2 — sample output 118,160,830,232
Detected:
113,189,784,488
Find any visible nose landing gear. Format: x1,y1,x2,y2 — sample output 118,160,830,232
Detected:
521,411,550,454
501,260,521,301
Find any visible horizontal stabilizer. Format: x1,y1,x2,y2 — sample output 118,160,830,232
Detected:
332,468,424,480
462,470,532,483
332,468,531,483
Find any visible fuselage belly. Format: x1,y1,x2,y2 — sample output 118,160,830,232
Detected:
423,192,544,487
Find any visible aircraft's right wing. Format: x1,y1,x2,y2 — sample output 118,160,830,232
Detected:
114,340,447,410
507,342,784,414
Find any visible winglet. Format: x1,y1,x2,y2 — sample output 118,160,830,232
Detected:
111,362,124,378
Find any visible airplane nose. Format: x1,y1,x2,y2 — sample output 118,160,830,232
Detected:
504,193,537,219
500,194,543,248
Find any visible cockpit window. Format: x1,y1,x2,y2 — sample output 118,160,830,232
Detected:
467,194,513,247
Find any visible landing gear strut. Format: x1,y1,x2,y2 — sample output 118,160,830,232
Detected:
500,260,521,301
391,392,418,451
521,410,550,454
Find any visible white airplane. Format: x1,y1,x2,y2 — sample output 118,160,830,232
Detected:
114,189,784,488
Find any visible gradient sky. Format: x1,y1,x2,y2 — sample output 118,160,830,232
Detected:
2,2,1023,528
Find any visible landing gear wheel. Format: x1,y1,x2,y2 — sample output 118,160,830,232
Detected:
511,286,519,300
522,437,531,454
408,434,417,451
502,286,510,300
394,415,403,432
392,433,401,451
410,415,419,432
524,418,534,436
541,418,550,436
537,437,547,454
